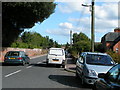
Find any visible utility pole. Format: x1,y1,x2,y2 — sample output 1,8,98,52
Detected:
91,0,95,52
82,0,95,52
70,30,72,47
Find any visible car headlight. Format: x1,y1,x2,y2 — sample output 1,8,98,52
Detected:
88,69,97,77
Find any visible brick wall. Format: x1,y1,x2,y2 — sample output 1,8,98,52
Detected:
113,41,120,54
0,47,47,62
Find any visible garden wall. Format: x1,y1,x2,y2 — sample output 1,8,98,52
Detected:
0,47,47,62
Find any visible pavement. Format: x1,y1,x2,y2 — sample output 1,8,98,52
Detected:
64,58,76,73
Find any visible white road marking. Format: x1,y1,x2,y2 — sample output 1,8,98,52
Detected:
43,60,46,62
37,62,42,64
26,66,32,69
5,70,21,78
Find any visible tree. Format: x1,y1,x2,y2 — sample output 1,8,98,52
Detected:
69,32,91,57
11,31,61,49
94,43,105,53
2,2,56,47
21,32,43,48
73,32,90,44
65,42,70,49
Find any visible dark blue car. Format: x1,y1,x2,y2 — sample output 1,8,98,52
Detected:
93,64,120,90
4,51,30,65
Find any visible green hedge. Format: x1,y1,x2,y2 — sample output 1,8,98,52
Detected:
107,51,120,64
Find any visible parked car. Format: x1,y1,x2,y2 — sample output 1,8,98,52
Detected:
93,64,120,90
46,48,66,68
4,51,30,65
76,52,116,85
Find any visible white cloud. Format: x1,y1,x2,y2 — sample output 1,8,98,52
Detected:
45,22,73,36
59,22,73,29
46,29,69,36
58,0,91,14
55,0,119,2
95,3,118,20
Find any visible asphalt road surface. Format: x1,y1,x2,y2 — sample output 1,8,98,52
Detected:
2,55,92,89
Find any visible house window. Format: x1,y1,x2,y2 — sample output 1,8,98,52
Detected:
116,48,118,53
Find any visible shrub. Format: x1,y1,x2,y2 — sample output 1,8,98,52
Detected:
107,51,120,64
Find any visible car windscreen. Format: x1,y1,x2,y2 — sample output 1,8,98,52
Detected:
86,54,115,65
49,49,63,56
6,52,20,56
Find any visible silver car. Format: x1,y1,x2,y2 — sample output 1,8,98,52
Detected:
76,52,116,85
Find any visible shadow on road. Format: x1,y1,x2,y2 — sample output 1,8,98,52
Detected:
48,75,93,89
1,62,23,66
30,63,62,68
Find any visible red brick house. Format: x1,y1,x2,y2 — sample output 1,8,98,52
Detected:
101,28,120,54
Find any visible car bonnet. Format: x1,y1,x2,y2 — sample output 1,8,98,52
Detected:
86,64,113,74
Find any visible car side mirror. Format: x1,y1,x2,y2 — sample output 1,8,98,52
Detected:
98,73,106,78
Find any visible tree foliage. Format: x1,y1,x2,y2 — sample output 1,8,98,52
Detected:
94,43,105,53
11,31,61,49
73,32,91,52
2,2,56,47
68,32,91,57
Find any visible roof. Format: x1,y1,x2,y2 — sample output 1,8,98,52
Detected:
102,32,120,42
83,52,108,56
49,48,64,50
7,51,24,52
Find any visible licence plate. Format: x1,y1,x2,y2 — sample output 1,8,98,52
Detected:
53,59,59,61
10,58,15,59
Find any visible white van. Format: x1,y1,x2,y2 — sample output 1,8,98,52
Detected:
46,48,66,68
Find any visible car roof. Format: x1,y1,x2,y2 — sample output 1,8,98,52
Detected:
7,51,24,53
82,52,108,56
50,48,64,50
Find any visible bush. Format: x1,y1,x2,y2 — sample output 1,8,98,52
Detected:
68,47,78,58
107,51,120,64
11,42,28,48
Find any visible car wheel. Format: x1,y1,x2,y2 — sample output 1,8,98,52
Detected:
27,61,31,65
22,61,26,66
81,73,85,86
62,64,65,68
92,84,97,90
46,62,49,67
76,71,79,78
56,64,61,68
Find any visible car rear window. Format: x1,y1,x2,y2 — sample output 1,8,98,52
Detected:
49,49,63,56
86,54,115,65
6,52,20,56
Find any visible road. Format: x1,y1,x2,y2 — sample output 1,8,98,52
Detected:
2,55,92,89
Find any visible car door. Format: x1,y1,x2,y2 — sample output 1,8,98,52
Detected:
21,52,25,61
96,64,120,89
23,52,30,63
76,53,85,78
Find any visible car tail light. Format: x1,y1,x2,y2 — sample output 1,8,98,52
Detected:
17,57,22,60
4,57,8,60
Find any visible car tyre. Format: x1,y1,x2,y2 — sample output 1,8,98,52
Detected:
27,61,31,65
22,61,26,66
62,64,65,68
56,64,61,68
76,71,79,78
92,84,97,90
81,73,86,87
46,62,49,67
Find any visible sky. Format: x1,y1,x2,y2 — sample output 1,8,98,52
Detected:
24,0,119,44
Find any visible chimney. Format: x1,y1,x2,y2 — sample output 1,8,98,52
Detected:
114,28,120,32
